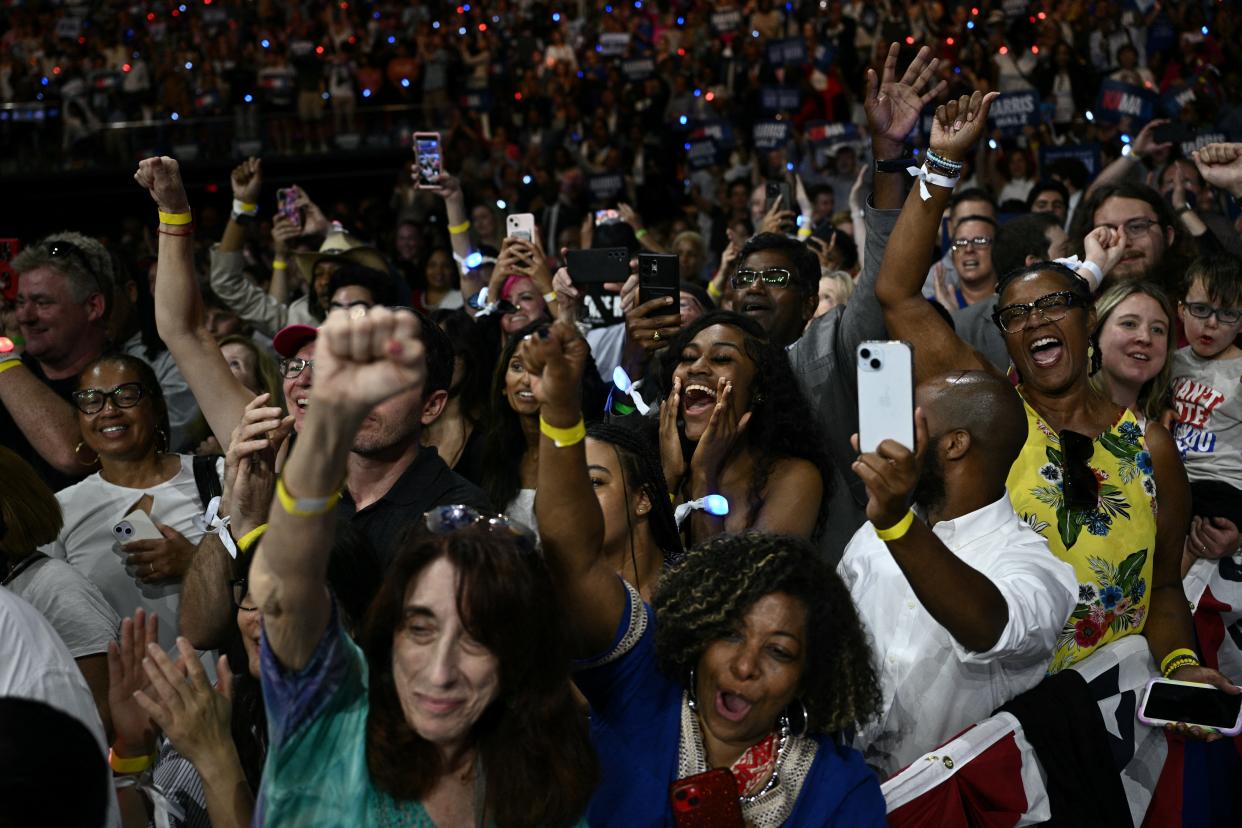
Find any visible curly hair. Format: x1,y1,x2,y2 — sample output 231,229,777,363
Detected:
362,526,597,828
653,532,882,734
658,311,833,535
481,318,548,511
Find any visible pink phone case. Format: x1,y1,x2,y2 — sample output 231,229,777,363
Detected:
1137,677,1242,736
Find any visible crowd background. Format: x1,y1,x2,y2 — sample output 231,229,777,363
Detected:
3,1,1242,827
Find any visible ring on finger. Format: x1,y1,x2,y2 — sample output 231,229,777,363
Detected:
652,331,662,342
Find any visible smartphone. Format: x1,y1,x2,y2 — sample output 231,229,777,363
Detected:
595,208,622,225
566,247,630,285
1152,122,1191,147
1138,677,1242,736
765,180,792,214
413,131,443,188
276,188,302,228
113,509,163,545
506,213,536,242
669,769,745,828
638,252,680,308
857,341,915,453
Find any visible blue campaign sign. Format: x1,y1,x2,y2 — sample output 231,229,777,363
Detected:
1095,80,1157,126
691,119,736,149
805,121,859,147
686,140,722,170
988,91,1040,136
765,38,808,65
753,120,791,150
588,173,625,202
760,86,802,112
711,8,743,34
1040,143,1100,176
1161,83,1196,118
621,58,655,82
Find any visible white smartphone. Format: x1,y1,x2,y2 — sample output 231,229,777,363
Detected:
413,131,443,189
1137,677,1242,736
506,212,536,242
112,509,163,545
857,341,915,454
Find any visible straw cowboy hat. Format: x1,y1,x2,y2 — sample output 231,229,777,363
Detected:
293,226,390,281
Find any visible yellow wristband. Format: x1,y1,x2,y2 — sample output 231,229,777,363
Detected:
275,476,342,517
0,359,22,376
272,259,288,270
874,510,916,542
543,291,557,304
449,220,471,235
539,415,586,448
796,226,813,240
158,210,193,226
707,280,724,300
235,524,268,555
635,228,648,239
1160,648,1200,677
109,748,155,775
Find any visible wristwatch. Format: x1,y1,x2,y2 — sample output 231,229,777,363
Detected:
875,156,917,174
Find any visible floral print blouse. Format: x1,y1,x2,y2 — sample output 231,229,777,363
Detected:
1006,394,1158,673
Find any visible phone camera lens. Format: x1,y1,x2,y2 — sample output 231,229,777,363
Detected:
860,348,870,359
688,796,700,807
870,358,881,370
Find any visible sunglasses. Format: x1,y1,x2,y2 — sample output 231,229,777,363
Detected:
71,382,147,415
278,357,314,379
45,240,107,298
731,267,793,289
1182,301,1242,326
1059,429,1099,513
423,504,537,552
993,290,1086,334
950,236,993,250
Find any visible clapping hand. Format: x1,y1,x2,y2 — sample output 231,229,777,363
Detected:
929,91,1000,163
134,156,192,215
106,609,161,759
134,638,236,770
222,393,293,537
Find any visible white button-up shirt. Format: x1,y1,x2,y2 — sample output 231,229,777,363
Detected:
839,495,1077,778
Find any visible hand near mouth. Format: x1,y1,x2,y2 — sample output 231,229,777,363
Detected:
689,377,752,490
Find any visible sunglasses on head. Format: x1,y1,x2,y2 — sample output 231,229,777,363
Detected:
1059,429,1099,513
423,504,537,551
45,240,107,298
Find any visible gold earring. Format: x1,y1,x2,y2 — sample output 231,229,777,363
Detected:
74,441,99,467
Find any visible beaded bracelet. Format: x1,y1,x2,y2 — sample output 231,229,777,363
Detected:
1160,647,1200,678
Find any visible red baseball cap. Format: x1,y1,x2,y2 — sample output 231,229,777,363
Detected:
273,324,318,359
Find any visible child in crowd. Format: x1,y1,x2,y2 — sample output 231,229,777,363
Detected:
1170,256,1242,543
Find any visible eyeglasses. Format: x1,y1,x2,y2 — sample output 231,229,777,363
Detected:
1182,301,1242,326
1096,218,1159,239
993,290,1086,334
950,236,993,250
71,382,147,415
731,267,793,289
45,240,107,297
1059,429,1099,513
278,357,314,379
423,504,537,552
229,579,258,612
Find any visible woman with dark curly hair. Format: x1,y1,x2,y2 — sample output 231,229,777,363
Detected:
658,310,832,542
526,322,885,827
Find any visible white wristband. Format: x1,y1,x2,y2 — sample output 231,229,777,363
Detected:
1054,256,1102,292
232,198,258,218
906,163,959,201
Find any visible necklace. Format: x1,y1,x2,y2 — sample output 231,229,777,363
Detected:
736,715,790,804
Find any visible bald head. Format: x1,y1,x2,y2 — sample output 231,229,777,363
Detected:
918,370,1028,483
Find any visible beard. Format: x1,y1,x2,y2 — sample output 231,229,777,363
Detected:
911,444,947,516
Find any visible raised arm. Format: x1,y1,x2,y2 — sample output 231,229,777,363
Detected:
874,92,999,384
250,307,424,671
135,157,257,451
0,359,83,475
524,322,628,658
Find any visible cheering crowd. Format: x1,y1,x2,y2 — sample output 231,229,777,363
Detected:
3,2,1242,827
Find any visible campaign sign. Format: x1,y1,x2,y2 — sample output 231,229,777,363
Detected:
621,58,655,82
1181,132,1227,157
760,86,802,112
1161,83,1196,118
1095,80,1157,126
588,173,625,202
812,43,835,72
711,8,743,34
599,33,630,57
766,38,807,65
1041,143,1100,176
988,91,1040,136
805,121,859,147
56,17,82,39
691,119,736,149
753,120,791,150
686,139,722,170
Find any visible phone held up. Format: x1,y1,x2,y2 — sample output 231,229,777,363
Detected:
669,769,745,828
566,247,629,285
276,188,302,229
413,131,443,189
506,213,536,243
1138,677,1242,737
856,341,915,454
638,252,679,309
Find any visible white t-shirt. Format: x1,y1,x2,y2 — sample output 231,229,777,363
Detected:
43,454,221,654
0,586,119,827
4,555,119,659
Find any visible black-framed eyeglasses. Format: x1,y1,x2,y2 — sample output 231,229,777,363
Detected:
731,267,793,289
1059,429,1099,513
1096,217,1159,239
950,236,993,250
230,579,258,612
1182,301,1242,326
993,290,1086,334
71,382,147,415
45,240,106,297
278,357,314,379
423,504,537,551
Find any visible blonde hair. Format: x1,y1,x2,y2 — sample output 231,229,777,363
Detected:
820,269,855,304
0,447,63,556
1089,281,1175,423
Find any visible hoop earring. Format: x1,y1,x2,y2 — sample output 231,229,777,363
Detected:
74,441,99,467
156,428,168,453
782,698,808,737
687,666,698,711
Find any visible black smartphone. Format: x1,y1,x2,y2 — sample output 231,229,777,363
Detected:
765,180,792,213
567,247,630,285
670,769,745,828
1152,122,1191,147
638,252,680,308
1138,678,1242,735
